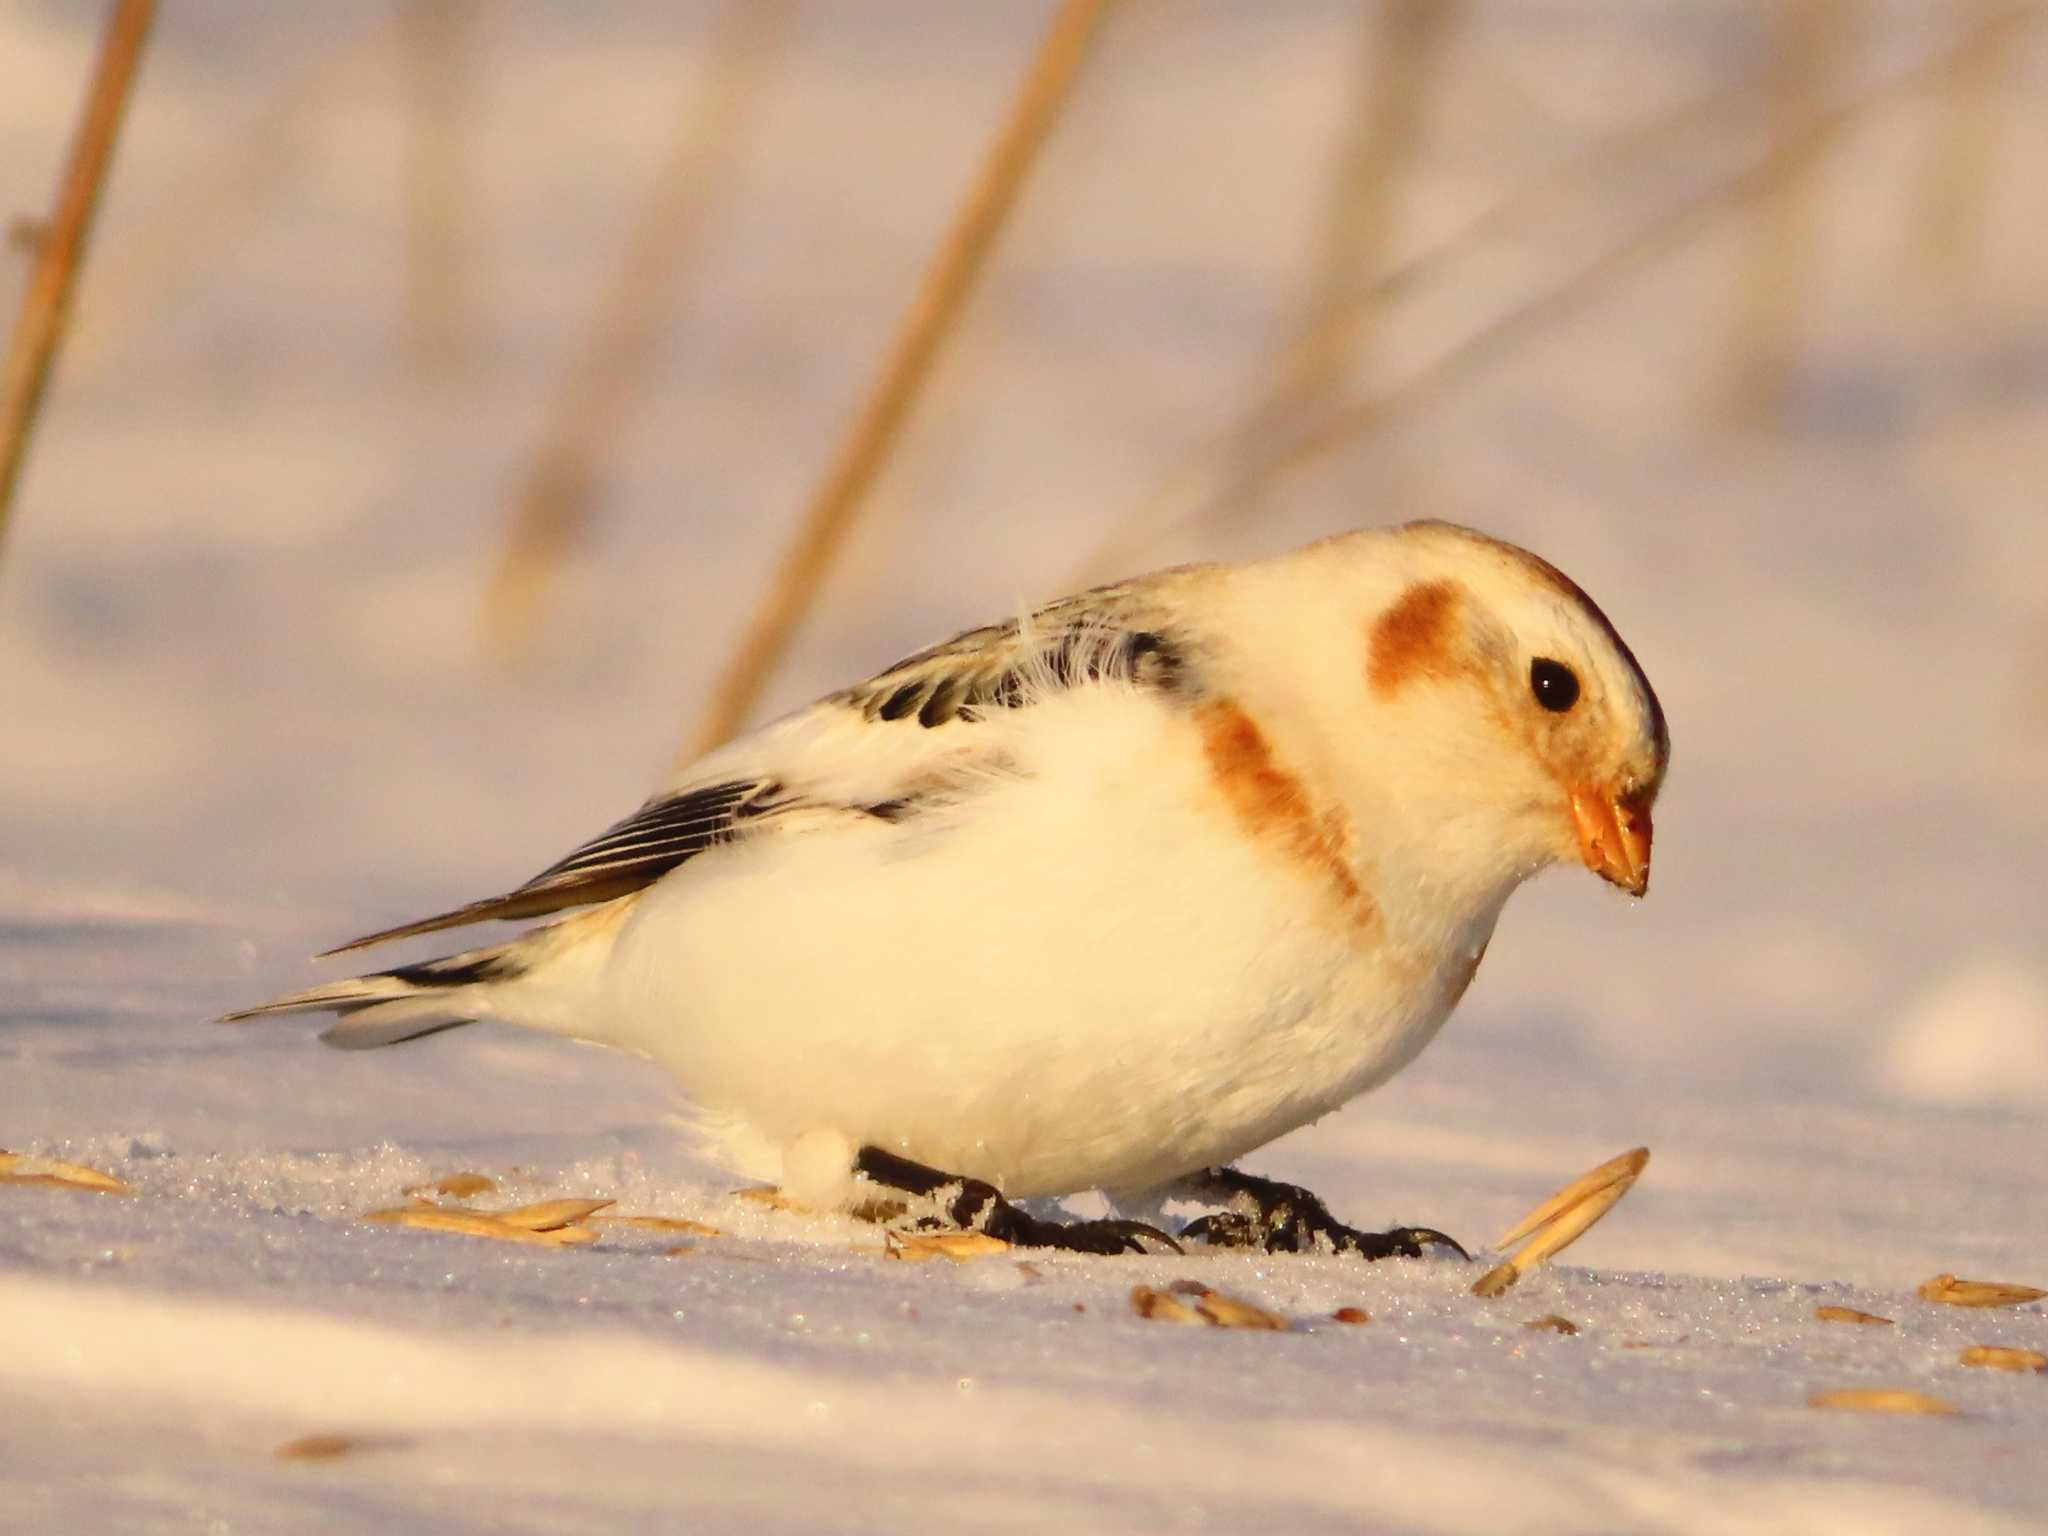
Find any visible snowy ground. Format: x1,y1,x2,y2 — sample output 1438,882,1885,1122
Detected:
4,4,2047,1532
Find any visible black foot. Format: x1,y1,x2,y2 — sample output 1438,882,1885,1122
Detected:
1179,1166,1468,1261
854,1146,1181,1256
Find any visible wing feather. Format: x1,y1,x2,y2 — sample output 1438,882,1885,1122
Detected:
326,571,1204,956
321,779,778,954
830,576,1193,727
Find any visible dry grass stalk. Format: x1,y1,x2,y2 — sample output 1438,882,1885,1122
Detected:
0,0,155,551
401,0,472,372
1235,1,1456,462
66,16,398,374
1917,1273,2047,1308
595,1213,724,1237
883,1230,1012,1264
0,1151,132,1194
1815,1305,1895,1326
1959,1345,2047,1373
1709,0,1851,426
361,1205,595,1246
1072,75,1758,585
481,0,798,662
1082,34,1976,583
1472,1147,1648,1298
681,0,1114,758
1130,1283,1288,1331
1808,1387,1960,1416
1524,1314,1580,1335
733,1184,800,1211
1910,3,2031,291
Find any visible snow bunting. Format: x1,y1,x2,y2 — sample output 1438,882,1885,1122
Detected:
228,521,1667,1256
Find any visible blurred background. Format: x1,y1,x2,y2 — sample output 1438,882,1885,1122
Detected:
3,1,2045,1172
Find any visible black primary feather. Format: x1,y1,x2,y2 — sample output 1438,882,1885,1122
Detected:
321,779,780,954
836,586,1192,729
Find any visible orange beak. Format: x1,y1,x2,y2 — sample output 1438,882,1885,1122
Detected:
1569,784,1653,897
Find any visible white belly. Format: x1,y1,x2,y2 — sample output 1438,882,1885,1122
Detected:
600,691,1505,1196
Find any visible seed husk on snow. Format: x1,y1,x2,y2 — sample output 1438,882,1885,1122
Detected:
882,1230,1011,1263
1524,1314,1580,1335
1130,1285,1205,1324
361,1206,595,1246
487,1197,614,1232
1916,1273,2047,1308
0,1151,131,1194
1808,1387,1960,1416
1959,1345,2047,1373
1190,1287,1288,1331
402,1171,497,1200
1472,1147,1648,1297
594,1214,724,1237
1331,1307,1371,1325
1130,1284,1288,1330
733,1184,801,1210
1815,1305,1895,1326
273,1433,363,1461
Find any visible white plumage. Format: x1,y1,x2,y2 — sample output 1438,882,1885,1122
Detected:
229,521,1667,1234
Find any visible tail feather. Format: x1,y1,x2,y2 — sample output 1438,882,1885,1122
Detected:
220,900,633,1052
220,942,528,1050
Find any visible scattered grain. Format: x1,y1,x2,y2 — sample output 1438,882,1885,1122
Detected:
1816,1305,1895,1326
1474,1147,1647,1297
361,1206,592,1247
489,1198,613,1232
883,1231,1012,1263
1959,1345,2047,1373
1809,1388,1960,1416
1917,1274,2046,1308
0,1152,131,1194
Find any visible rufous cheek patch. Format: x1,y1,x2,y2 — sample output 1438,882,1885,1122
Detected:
1196,701,1377,931
1367,580,1462,696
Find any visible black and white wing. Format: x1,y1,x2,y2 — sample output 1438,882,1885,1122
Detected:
827,575,1193,727
327,571,1203,956
323,778,792,953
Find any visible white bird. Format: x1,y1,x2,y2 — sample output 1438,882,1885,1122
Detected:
228,521,1667,1257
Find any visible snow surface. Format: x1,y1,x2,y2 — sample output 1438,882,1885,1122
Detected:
4,4,2047,1532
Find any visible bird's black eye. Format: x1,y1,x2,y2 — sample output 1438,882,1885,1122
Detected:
1529,657,1580,713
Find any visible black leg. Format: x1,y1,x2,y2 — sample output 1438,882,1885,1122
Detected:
853,1147,1180,1256
1178,1166,1468,1261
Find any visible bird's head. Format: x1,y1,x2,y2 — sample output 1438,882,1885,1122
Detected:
1235,521,1669,905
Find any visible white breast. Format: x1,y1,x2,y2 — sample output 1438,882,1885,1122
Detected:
600,685,1507,1197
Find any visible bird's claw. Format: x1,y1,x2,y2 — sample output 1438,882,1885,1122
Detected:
1180,1170,1466,1261
856,1146,1180,1255
977,1209,1183,1256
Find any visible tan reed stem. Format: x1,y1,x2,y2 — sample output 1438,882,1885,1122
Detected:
1244,0,1456,450
480,0,798,662
65,16,398,374
1082,31,1972,578
1071,72,1755,585
402,0,473,373
1709,0,1851,426
0,0,155,553
681,0,1114,759
1910,2,2031,292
